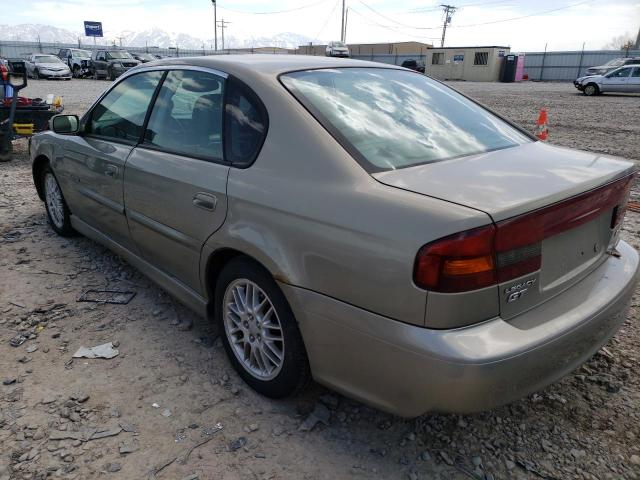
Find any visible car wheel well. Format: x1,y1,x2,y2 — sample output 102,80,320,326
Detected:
205,249,274,319
32,155,50,200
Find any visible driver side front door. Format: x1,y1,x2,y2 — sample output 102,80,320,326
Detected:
601,67,632,92
59,70,164,252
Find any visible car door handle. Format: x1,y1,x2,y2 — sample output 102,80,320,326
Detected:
192,193,217,211
104,165,118,177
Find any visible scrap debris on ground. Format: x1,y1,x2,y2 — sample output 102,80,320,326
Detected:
0,80,639,480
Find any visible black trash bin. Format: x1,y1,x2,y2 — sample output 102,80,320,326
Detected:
500,55,517,83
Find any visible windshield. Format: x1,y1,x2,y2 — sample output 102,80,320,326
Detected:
72,50,91,58
281,68,530,171
137,53,155,61
603,58,625,67
331,42,346,47
107,51,133,59
35,55,63,64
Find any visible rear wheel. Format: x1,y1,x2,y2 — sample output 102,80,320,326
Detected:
216,257,310,398
42,166,75,236
108,67,116,81
583,83,599,96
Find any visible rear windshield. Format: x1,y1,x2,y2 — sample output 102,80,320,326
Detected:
107,51,133,59
281,68,531,171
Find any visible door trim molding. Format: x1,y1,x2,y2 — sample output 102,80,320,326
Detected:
78,186,125,214
126,208,201,251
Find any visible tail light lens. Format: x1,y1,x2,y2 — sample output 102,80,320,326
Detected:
415,174,635,293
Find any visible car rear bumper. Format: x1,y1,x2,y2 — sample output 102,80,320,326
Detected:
281,240,639,417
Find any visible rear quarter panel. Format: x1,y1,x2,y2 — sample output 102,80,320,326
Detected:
202,75,492,325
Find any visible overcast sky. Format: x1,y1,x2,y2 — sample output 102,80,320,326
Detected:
5,0,640,51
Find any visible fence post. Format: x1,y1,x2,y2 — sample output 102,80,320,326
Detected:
539,43,547,81
577,42,585,78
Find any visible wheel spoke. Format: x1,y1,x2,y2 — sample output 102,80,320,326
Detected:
223,278,285,381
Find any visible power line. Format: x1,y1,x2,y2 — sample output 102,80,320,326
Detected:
313,0,342,43
356,0,443,30
348,8,441,40
217,0,330,15
452,0,593,28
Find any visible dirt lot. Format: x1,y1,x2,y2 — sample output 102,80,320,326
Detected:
1,79,640,480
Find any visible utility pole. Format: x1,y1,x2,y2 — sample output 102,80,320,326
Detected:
211,0,218,51
439,4,456,48
340,0,346,42
116,36,124,47
635,26,640,50
343,8,349,43
217,19,230,51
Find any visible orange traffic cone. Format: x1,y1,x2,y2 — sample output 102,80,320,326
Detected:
535,109,548,141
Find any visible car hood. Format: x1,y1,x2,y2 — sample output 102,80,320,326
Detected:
577,74,603,82
372,141,636,222
36,63,67,69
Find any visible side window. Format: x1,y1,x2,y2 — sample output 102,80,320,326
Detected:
97,52,105,61
632,68,640,78
609,68,631,78
224,78,268,166
144,70,225,160
88,71,163,143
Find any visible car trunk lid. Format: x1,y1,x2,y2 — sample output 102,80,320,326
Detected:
374,141,636,320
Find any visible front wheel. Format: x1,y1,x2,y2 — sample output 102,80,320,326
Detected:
32,69,39,80
72,65,80,78
42,166,76,236
583,83,599,96
108,67,116,81
216,257,310,398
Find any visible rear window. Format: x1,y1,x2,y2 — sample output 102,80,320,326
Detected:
281,68,531,172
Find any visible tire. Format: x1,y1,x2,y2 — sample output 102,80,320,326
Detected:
108,67,116,81
216,257,311,398
33,69,39,80
72,65,80,78
0,137,12,162
583,83,599,96
41,165,76,237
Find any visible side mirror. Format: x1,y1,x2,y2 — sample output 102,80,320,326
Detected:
51,114,80,135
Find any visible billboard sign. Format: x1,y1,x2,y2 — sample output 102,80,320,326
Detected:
84,21,103,37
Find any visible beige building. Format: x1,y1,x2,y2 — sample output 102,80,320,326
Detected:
297,41,432,56
426,46,510,82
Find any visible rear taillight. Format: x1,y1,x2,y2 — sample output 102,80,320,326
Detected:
414,173,635,293
414,225,496,293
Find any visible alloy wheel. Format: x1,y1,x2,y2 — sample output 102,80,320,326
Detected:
44,173,65,229
223,279,285,380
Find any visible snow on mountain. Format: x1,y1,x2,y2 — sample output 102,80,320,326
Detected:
0,24,315,50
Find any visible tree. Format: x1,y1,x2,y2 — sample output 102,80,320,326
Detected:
602,33,635,50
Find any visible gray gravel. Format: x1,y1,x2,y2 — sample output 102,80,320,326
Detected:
1,78,639,480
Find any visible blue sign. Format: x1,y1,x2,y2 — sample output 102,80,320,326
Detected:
84,21,103,37
453,54,464,63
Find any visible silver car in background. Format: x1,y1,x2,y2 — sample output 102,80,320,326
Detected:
574,64,640,95
30,56,638,417
586,57,640,75
25,54,72,80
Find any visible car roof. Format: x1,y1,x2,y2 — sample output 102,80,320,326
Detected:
145,54,403,78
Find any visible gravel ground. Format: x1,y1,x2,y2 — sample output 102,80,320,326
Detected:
1,78,639,480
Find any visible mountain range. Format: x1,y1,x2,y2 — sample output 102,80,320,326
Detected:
0,24,315,50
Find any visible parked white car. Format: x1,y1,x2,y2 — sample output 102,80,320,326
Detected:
325,41,349,58
574,65,640,96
